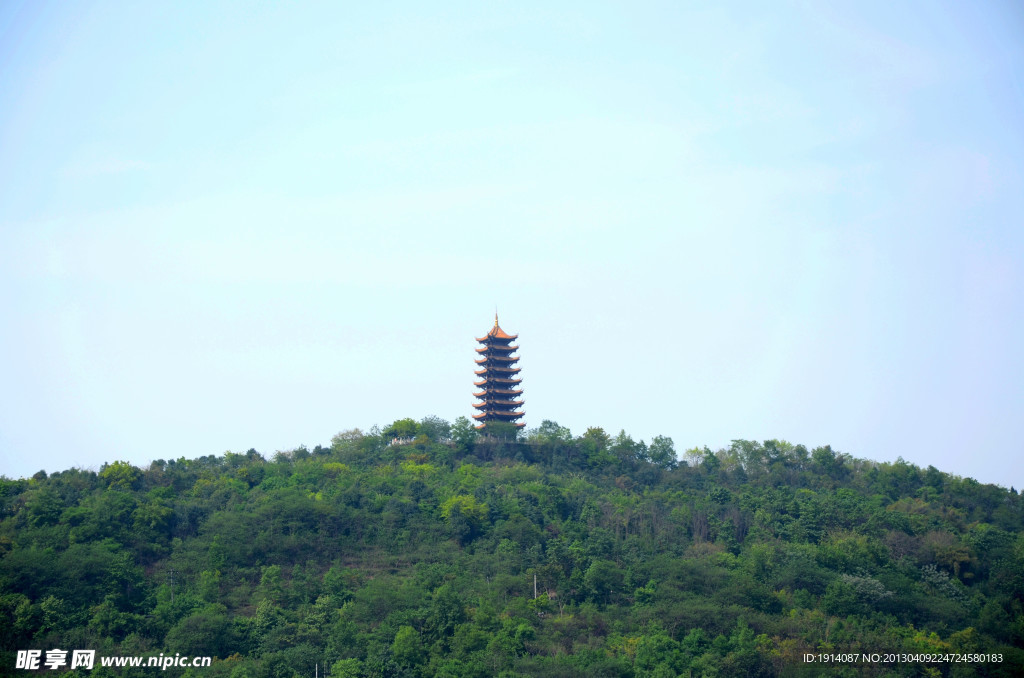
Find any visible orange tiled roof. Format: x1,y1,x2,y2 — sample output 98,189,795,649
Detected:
474,365,521,373
472,411,525,420
475,344,519,354
475,314,518,342
475,355,519,365
471,391,520,401
473,398,525,408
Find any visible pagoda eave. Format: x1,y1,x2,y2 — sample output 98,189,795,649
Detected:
475,331,518,342
473,403,525,412
475,345,519,354
472,412,525,421
474,379,523,387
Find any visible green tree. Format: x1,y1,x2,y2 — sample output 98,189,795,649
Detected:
534,420,572,444
441,494,488,544
384,418,419,440
164,605,237,658
99,460,142,490
257,565,285,604
480,420,520,440
648,436,677,469
451,416,477,453
24,487,64,527
331,428,364,454
424,583,466,644
322,565,356,602
330,658,362,678
419,415,452,441
580,427,615,467
584,559,623,604
392,624,426,669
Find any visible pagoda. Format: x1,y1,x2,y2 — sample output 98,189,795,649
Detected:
472,314,525,430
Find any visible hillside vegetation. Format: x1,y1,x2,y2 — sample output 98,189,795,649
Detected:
2,417,1023,677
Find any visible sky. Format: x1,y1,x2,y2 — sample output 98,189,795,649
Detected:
1,1,1022,489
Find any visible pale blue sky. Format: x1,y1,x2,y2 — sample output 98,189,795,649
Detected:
1,1,1022,488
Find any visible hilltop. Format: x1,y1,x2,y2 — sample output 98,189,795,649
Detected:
2,416,1022,676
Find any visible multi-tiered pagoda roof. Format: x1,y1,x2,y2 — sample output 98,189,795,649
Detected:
472,314,525,430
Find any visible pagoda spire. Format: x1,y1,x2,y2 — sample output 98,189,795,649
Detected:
472,315,525,430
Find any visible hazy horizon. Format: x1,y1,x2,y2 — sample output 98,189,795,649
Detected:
2,1,1022,489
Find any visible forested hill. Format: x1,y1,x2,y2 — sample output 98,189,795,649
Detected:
2,417,1023,677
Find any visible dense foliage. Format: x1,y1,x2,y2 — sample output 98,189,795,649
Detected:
2,416,1023,676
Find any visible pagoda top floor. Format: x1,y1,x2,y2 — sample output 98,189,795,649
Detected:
476,313,518,343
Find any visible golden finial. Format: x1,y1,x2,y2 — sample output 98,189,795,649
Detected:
494,309,499,327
